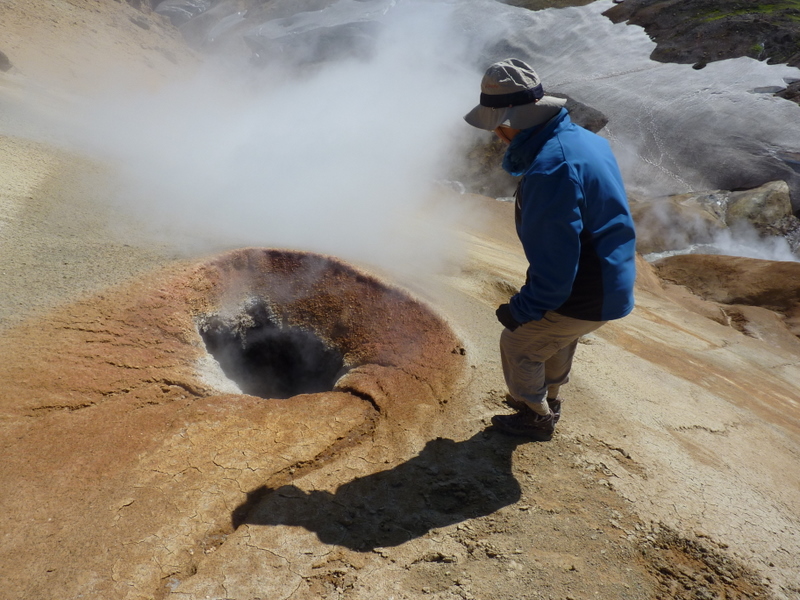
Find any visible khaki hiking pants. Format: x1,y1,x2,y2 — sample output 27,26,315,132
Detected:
500,311,606,415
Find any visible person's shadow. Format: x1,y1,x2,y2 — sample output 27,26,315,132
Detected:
231,429,526,551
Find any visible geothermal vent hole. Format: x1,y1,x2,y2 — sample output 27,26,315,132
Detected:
199,299,344,399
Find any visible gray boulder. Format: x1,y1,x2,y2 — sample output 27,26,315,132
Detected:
0,50,12,72
726,180,793,229
629,193,726,255
696,180,799,251
632,181,800,256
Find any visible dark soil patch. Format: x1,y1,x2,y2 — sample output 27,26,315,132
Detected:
639,525,774,600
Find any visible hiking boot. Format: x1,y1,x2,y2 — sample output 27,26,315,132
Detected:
491,408,555,441
504,394,562,424
548,398,561,424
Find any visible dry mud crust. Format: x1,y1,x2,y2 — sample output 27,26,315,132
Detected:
205,416,782,600
653,254,800,338
0,248,467,600
604,0,800,69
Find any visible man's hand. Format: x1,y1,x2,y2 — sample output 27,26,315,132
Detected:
496,304,521,331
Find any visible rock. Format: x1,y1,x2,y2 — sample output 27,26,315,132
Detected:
631,181,800,256
129,15,151,29
654,254,800,337
776,80,800,104
629,193,726,255
551,94,609,134
726,180,793,229
770,213,800,254
723,181,800,254
0,50,12,72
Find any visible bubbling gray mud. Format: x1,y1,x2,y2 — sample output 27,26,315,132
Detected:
198,298,345,399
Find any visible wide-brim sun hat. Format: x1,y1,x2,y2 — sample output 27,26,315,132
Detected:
464,58,566,131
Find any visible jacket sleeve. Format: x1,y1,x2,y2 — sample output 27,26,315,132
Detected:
509,165,584,323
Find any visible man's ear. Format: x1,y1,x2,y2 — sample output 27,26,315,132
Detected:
494,127,513,144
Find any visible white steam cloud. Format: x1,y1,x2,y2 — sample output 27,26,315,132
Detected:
10,0,800,269
712,224,798,262
60,1,479,276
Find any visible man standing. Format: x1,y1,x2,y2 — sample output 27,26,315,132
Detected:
464,58,636,440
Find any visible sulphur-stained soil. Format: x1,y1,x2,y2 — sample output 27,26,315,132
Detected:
2,2,800,600
0,248,468,599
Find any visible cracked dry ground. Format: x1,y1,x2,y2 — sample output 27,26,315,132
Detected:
0,244,789,600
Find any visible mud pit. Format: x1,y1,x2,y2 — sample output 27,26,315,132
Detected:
191,249,467,407
0,248,467,599
199,300,345,399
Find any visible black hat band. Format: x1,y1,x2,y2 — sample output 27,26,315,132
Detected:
479,84,544,108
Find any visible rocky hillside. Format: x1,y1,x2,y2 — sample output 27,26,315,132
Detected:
564,0,800,105
604,0,800,70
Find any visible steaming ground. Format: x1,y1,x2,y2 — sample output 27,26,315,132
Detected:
159,0,800,208
5,0,799,277
3,1,485,281
10,0,798,277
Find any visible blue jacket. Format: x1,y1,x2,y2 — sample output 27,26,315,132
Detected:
504,109,636,323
